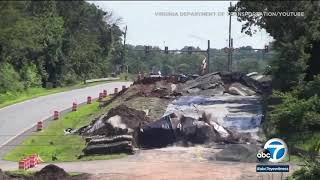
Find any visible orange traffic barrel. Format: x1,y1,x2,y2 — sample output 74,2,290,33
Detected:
53,111,59,120
72,102,77,111
87,96,92,104
37,121,43,131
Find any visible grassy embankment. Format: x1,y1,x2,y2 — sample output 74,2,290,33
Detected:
4,97,126,162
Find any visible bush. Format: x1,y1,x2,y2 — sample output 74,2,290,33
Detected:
267,92,320,140
300,75,320,98
0,62,23,93
60,70,79,86
20,63,42,89
289,157,320,180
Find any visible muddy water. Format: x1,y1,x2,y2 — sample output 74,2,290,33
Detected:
164,95,263,139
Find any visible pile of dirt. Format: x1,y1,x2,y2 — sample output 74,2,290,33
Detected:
212,144,260,162
80,104,152,137
79,105,153,155
133,76,178,85
0,169,10,180
34,164,70,180
104,104,152,128
102,76,181,103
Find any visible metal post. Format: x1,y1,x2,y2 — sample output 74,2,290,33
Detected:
228,2,232,72
207,40,210,73
230,38,233,72
122,25,127,73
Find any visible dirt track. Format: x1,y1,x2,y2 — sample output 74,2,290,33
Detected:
29,147,296,180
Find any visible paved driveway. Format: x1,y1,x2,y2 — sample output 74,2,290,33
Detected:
0,82,132,147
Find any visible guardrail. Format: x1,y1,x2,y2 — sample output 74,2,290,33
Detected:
85,77,120,84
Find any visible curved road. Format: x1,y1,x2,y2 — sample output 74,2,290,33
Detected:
0,81,132,148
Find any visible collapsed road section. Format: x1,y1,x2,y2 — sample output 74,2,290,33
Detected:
77,72,271,157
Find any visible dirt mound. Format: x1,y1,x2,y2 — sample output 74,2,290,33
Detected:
133,76,177,85
100,79,177,110
81,105,152,137
131,82,176,98
34,164,70,180
212,144,260,162
104,104,152,129
80,105,153,155
0,169,10,180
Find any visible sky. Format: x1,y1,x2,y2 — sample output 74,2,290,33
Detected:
89,1,274,50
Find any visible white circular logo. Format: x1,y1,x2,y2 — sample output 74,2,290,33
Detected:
264,138,287,163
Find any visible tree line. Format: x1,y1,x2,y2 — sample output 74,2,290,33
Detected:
125,44,273,76
0,0,123,93
0,0,273,95
234,1,320,179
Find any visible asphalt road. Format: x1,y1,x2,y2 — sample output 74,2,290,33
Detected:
0,81,132,147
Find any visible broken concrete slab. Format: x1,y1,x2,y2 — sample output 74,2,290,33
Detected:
83,141,133,155
228,82,256,96
87,135,133,146
163,95,262,142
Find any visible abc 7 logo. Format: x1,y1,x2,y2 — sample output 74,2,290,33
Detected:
257,149,271,162
257,138,288,163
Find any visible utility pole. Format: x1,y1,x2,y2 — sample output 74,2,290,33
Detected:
207,40,210,73
122,25,127,74
230,38,233,72
228,2,232,72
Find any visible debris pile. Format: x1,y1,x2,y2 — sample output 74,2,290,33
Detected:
0,169,10,180
138,113,225,148
79,105,154,155
79,72,268,156
177,72,265,97
34,164,70,180
212,144,260,162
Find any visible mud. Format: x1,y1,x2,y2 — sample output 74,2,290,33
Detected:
33,164,70,180
80,105,152,137
212,144,260,162
2,165,90,180
0,169,10,180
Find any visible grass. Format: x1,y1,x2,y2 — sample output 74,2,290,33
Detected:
293,133,320,151
0,79,124,109
4,99,126,162
5,170,84,178
278,133,320,164
4,169,36,177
